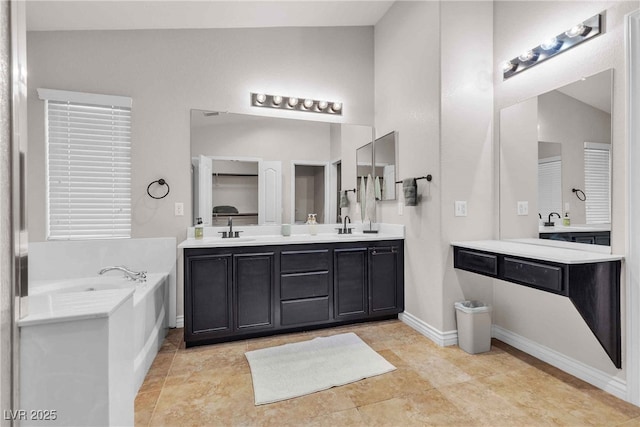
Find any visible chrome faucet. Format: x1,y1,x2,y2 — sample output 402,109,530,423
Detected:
98,266,147,282
545,212,561,227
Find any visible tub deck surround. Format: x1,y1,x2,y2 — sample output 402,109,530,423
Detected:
20,273,167,327
21,238,177,426
451,239,622,368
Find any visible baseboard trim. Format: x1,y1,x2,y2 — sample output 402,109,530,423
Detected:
492,324,627,400
175,315,184,329
399,311,458,347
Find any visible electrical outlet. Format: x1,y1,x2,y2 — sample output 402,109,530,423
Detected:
398,201,403,216
517,201,529,216
454,201,467,217
175,202,184,216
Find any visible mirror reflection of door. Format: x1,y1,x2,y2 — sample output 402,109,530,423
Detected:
538,142,562,220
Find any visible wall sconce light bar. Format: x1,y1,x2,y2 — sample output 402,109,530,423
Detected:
502,13,602,80
251,93,342,115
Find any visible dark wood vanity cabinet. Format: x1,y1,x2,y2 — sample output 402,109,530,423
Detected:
234,252,275,331
453,245,621,368
369,245,403,315
184,250,275,343
280,249,331,326
539,230,610,246
334,248,369,320
184,240,404,347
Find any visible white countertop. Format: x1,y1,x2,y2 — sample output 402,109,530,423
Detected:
19,287,134,327
451,239,623,264
539,223,611,233
179,223,405,249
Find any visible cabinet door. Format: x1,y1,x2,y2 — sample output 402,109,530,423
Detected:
185,254,232,338
369,246,402,315
234,252,275,331
334,248,368,319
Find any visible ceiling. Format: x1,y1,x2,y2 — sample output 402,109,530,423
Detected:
26,1,394,31
556,70,612,114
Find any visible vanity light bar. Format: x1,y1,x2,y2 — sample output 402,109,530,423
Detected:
250,93,343,116
502,13,602,80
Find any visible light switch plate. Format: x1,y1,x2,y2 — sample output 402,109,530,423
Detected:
398,201,403,216
454,201,467,217
517,201,529,216
175,202,184,216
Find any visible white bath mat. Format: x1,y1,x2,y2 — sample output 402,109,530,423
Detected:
245,332,396,405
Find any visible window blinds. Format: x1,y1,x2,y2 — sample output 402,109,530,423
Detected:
538,157,562,219
39,89,132,240
584,142,611,224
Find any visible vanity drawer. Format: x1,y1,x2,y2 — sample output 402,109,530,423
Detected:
281,272,329,300
280,297,330,325
503,257,563,292
455,249,498,277
281,250,330,273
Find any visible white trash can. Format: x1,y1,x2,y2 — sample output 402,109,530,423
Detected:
454,300,492,354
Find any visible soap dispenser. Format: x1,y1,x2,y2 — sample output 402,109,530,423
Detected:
195,217,204,239
306,213,318,235
563,212,571,227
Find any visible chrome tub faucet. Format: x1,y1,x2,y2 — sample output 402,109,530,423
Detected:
98,266,147,282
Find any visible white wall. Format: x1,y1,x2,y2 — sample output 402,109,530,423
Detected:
440,1,495,331
494,0,637,378
374,1,494,334
26,26,374,319
26,26,374,243
374,1,444,330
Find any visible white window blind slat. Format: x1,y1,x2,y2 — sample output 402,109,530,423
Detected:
584,143,611,224
43,90,132,240
538,158,562,219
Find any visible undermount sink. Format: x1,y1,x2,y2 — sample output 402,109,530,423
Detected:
219,237,256,242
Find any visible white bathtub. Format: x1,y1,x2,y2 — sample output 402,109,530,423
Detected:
28,272,169,393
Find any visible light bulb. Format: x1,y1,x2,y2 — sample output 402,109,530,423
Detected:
502,61,516,73
540,37,561,51
255,93,266,104
272,95,283,106
518,50,537,62
565,23,590,38
318,100,328,110
331,102,342,112
303,99,314,109
288,97,298,107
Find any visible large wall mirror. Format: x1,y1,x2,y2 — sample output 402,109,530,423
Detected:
374,131,397,201
355,130,398,204
500,69,613,250
356,142,373,204
191,110,373,226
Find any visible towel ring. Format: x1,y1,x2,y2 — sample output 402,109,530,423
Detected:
572,188,586,201
147,179,170,199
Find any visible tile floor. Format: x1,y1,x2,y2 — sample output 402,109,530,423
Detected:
136,320,640,426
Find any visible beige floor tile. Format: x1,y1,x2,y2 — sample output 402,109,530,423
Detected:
134,388,161,427
618,417,640,427
138,322,640,427
301,407,366,426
